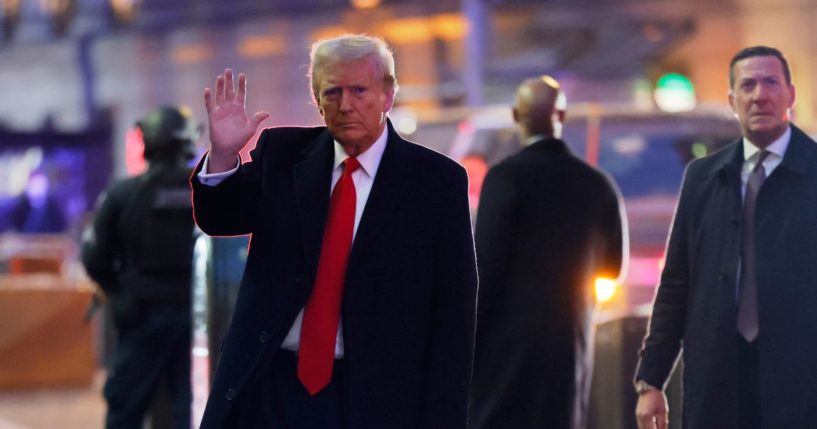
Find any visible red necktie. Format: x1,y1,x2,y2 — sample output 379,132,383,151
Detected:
298,157,360,395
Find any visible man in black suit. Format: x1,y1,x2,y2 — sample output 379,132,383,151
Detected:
191,34,478,428
469,75,627,429
635,46,817,429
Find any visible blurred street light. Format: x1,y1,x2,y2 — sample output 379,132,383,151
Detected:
111,0,139,23
351,0,380,9
595,277,617,304
654,72,696,113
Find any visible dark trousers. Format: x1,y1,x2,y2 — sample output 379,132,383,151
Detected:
104,311,192,429
230,350,347,429
737,336,761,429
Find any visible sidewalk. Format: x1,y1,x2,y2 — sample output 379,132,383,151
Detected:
0,371,105,429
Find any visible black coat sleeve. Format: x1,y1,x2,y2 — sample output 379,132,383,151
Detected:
190,135,267,237
81,183,127,293
473,165,519,323
634,162,698,388
421,164,479,428
598,174,627,281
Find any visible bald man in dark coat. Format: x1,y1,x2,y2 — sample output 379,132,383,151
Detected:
469,76,627,429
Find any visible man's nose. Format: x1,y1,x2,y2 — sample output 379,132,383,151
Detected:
338,90,353,112
752,83,770,102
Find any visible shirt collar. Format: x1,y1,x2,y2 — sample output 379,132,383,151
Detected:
742,125,791,162
526,134,547,146
332,124,389,178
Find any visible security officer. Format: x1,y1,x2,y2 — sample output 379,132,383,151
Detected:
82,105,199,429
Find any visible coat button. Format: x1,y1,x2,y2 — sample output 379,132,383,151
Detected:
225,388,234,401
260,330,270,343
295,276,306,285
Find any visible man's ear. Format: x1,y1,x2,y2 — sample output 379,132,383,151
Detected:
728,90,736,112
382,89,395,113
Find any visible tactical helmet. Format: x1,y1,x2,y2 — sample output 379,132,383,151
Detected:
137,105,200,162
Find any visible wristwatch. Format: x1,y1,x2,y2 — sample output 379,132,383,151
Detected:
634,380,658,395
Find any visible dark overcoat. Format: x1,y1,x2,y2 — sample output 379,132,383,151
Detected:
191,123,478,429
469,138,626,429
636,125,817,427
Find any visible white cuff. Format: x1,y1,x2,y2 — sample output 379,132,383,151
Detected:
197,154,240,187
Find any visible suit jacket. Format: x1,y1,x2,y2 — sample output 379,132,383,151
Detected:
469,138,626,429
191,122,478,429
635,125,817,428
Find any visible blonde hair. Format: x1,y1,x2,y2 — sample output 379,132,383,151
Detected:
308,34,399,104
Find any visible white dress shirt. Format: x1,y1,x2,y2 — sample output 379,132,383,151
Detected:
197,125,389,358
740,126,790,199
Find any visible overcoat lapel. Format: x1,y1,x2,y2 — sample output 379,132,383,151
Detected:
775,125,815,178
714,139,744,200
293,130,335,273
709,141,744,324
348,123,409,270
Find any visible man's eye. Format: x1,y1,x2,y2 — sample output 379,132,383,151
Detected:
354,87,367,95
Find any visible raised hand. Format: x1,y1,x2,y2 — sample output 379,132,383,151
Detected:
204,68,270,172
